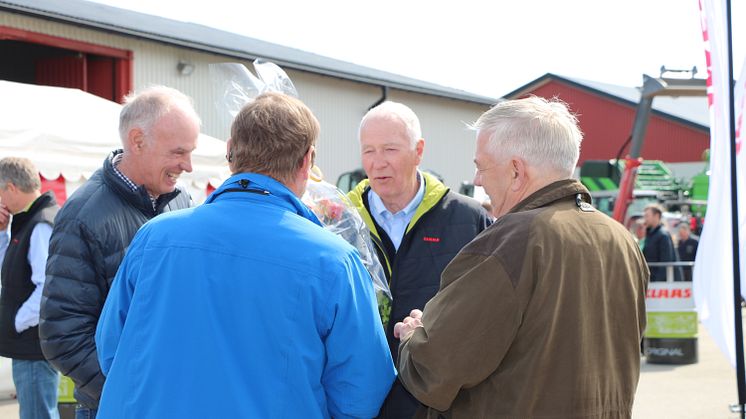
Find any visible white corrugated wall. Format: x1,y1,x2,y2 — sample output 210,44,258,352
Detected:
0,11,493,190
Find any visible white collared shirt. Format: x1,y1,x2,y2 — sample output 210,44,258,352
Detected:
368,172,425,251
0,221,52,333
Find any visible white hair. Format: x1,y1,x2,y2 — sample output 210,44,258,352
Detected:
471,96,582,178
119,85,201,144
359,101,422,148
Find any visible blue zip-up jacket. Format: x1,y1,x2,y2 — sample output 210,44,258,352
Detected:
95,173,396,418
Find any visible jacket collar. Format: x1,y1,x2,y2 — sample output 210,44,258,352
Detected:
646,224,663,235
206,173,322,227
9,191,57,236
509,179,592,214
102,150,183,216
348,171,449,238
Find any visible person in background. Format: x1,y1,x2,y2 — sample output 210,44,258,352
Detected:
0,157,60,419
95,92,395,418
677,222,699,282
629,216,646,250
643,203,682,282
347,101,492,419
40,86,199,418
394,96,649,418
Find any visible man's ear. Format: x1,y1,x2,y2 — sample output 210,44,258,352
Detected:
4,182,16,194
415,138,425,164
302,145,315,173
225,138,235,171
510,157,527,191
127,127,146,154
295,145,314,181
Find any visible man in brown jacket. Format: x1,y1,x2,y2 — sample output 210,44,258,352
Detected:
394,96,649,418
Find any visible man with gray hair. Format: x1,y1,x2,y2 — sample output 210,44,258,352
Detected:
0,157,60,419
348,101,491,419
40,86,199,418
394,96,649,418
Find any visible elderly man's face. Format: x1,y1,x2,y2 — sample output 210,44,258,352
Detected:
474,130,513,218
138,108,199,197
360,116,422,206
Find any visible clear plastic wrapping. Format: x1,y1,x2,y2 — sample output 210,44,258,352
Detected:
209,60,298,127
302,179,392,324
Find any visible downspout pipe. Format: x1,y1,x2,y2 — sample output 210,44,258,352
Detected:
369,86,389,110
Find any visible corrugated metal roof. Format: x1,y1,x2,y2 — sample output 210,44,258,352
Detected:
0,0,498,105
505,73,710,130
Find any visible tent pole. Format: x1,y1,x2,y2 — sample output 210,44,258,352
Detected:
725,0,746,416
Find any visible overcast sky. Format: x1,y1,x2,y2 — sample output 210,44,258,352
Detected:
90,0,744,99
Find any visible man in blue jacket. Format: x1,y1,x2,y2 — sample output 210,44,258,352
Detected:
95,92,396,418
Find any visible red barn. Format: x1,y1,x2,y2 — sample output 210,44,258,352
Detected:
504,74,710,173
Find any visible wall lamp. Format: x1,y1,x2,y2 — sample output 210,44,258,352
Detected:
177,60,195,76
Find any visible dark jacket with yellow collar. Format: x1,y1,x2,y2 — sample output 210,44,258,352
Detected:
349,172,491,419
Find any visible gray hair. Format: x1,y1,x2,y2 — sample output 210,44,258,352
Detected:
119,85,201,144
359,101,422,148
0,157,41,193
472,96,583,178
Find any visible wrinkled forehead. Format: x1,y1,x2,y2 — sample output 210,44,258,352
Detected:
360,115,412,144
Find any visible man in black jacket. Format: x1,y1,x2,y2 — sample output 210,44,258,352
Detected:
643,203,682,282
0,157,60,419
677,223,699,281
348,101,492,419
40,86,200,418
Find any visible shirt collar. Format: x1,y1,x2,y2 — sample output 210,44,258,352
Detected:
369,171,425,218
111,152,158,210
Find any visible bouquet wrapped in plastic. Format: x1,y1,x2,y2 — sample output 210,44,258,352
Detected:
302,177,392,325
209,60,392,325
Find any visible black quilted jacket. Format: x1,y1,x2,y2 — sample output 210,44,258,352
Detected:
40,150,191,408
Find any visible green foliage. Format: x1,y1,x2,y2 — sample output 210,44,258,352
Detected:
377,291,391,327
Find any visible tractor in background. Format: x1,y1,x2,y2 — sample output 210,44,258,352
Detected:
605,70,708,226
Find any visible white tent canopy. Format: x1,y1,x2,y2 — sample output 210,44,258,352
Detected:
0,80,229,203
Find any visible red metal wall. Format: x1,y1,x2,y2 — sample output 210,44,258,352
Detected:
0,26,133,103
88,57,115,101
525,80,709,164
35,56,86,90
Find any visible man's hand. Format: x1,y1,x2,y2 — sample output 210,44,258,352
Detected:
394,309,423,341
0,203,10,231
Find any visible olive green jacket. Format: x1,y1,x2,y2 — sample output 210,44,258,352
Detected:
398,179,649,419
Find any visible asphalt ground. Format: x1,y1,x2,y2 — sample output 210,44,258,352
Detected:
633,321,739,418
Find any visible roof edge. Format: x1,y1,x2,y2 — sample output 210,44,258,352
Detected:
503,73,708,133
0,1,497,105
